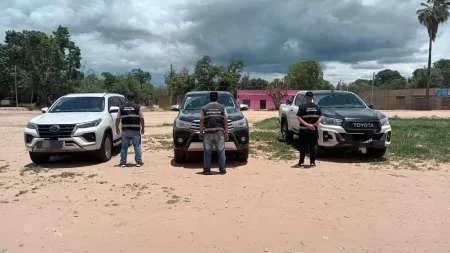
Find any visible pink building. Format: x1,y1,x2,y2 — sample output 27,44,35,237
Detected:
237,89,300,110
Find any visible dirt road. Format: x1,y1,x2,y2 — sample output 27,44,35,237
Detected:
0,111,449,253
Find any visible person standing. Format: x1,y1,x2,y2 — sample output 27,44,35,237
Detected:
199,91,229,175
116,94,145,167
296,91,322,167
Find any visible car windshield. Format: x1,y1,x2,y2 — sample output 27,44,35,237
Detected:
315,93,367,108
182,93,236,111
49,97,105,112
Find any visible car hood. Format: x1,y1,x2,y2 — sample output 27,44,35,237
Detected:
29,112,105,125
178,108,244,122
320,107,385,120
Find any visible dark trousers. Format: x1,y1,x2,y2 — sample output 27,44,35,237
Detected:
298,130,318,164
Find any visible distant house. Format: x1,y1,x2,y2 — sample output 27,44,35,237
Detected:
237,89,300,110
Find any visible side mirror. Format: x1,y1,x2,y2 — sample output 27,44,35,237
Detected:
368,104,374,109
41,107,48,113
170,105,180,111
240,104,249,111
109,106,119,113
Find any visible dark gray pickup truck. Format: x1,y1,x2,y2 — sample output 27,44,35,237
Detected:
170,91,249,163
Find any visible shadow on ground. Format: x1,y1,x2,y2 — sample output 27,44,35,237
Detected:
170,151,247,170
22,152,120,173
283,137,388,164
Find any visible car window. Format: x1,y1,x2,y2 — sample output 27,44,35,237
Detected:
49,97,105,113
294,95,305,106
108,97,115,109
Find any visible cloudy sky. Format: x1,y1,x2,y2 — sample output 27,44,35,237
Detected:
1,0,449,86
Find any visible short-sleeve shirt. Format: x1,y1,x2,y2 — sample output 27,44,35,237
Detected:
297,102,322,131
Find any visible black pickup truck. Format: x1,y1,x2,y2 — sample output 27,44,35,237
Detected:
279,90,392,157
170,91,250,163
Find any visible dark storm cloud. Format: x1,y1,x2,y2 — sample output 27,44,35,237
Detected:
179,0,423,73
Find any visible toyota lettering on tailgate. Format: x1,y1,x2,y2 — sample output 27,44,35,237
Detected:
352,122,375,128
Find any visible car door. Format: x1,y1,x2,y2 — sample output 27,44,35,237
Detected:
108,96,121,141
288,94,305,132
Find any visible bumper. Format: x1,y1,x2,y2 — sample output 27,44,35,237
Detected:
24,127,103,153
173,127,249,152
317,124,391,149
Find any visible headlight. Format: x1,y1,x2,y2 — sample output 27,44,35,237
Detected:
27,122,38,129
321,117,343,126
77,119,102,128
230,118,248,128
175,119,192,129
380,117,389,126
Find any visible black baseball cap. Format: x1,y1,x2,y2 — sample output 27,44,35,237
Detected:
305,91,314,97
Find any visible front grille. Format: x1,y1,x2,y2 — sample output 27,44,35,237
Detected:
340,133,384,142
38,124,76,138
191,119,233,132
344,121,380,133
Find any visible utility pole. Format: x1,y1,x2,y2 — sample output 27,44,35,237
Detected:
14,65,18,108
371,72,375,105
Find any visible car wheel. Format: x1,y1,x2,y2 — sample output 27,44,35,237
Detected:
367,147,387,158
237,150,248,163
281,120,293,143
174,149,186,163
29,152,50,165
97,132,112,162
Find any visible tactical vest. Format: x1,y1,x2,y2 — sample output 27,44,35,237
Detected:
202,102,226,133
298,102,321,130
120,102,141,131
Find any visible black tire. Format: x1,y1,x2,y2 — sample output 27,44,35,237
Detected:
367,147,387,158
29,152,50,165
237,149,249,163
174,149,186,163
281,119,293,143
96,132,113,162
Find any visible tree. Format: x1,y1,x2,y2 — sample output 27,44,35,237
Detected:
410,67,444,88
286,60,324,89
433,58,450,87
374,69,407,89
417,0,450,109
266,78,288,110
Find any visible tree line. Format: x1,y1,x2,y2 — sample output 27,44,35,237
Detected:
0,26,154,106
1,25,450,109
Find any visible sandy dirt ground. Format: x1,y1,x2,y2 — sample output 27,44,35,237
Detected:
0,110,449,253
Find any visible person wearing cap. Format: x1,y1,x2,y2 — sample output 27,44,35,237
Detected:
296,91,322,167
199,91,229,175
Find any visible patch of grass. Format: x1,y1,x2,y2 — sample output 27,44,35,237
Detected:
250,130,296,160
388,118,450,162
50,172,83,178
253,117,279,130
154,123,173,127
167,199,179,204
142,134,172,150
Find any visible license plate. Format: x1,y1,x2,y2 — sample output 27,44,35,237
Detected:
41,140,64,149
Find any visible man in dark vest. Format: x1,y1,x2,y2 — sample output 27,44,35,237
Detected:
296,91,322,167
115,94,145,167
199,91,229,175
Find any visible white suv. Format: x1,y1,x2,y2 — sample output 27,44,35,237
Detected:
24,93,125,164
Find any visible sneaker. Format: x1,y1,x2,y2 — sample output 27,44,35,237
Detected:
219,169,227,175
310,162,316,167
202,170,212,175
119,163,126,168
136,161,144,167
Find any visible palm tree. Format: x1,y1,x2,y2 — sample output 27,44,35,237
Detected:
417,0,450,110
